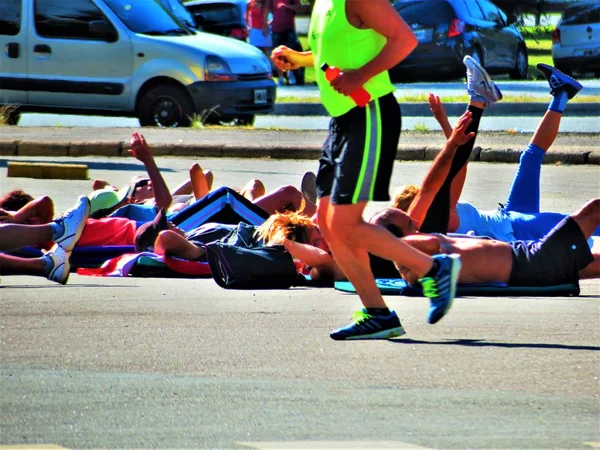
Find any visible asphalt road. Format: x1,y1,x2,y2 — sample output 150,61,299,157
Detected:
1,156,599,449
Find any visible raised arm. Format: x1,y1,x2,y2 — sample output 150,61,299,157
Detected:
129,133,173,210
429,94,452,139
408,111,475,228
282,238,343,280
429,94,468,226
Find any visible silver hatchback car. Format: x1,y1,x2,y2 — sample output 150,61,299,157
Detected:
0,0,276,127
552,2,600,77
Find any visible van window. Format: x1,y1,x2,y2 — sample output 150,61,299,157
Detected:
35,0,114,40
103,0,193,35
0,0,22,36
561,4,600,26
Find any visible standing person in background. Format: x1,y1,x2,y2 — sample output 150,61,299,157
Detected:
263,0,304,85
247,0,273,60
270,0,462,340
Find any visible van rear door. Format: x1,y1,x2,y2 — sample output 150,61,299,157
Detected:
0,0,28,106
27,0,133,111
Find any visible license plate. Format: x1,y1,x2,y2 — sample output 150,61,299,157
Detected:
574,47,599,57
412,28,432,44
254,89,267,104
413,29,426,41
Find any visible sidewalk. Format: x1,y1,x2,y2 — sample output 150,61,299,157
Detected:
1,127,599,164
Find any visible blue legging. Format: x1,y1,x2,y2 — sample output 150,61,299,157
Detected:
504,144,600,240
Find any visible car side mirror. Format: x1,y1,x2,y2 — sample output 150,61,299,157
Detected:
89,20,117,42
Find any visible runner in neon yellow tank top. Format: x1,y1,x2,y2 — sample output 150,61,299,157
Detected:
271,0,463,340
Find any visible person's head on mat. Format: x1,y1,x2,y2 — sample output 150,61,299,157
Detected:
255,210,329,253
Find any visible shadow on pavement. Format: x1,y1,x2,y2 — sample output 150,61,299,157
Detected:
392,338,599,351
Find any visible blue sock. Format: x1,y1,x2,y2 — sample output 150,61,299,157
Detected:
548,91,568,113
49,221,64,241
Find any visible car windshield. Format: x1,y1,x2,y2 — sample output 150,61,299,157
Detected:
103,0,195,35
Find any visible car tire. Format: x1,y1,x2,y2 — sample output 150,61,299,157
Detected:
138,84,194,128
204,114,255,127
509,47,528,80
2,106,21,126
470,48,484,67
554,63,573,77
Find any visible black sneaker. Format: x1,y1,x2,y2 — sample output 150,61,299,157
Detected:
537,63,583,99
330,309,406,340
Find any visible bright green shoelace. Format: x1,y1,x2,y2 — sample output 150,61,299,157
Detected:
419,277,438,298
352,310,372,324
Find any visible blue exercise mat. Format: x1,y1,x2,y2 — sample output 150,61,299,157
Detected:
334,278,580,297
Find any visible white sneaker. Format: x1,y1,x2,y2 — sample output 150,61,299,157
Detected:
54,196,90,252
463,55,502,106
301,171,317,204
44,244,71,285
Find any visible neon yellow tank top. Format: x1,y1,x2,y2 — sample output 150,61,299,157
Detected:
308,0,396,117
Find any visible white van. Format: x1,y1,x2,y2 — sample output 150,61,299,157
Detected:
0,0,276,127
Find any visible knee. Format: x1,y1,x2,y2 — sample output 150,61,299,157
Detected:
204,170,214,189
581,198,600,218
280,185,303,207
154,230,178,253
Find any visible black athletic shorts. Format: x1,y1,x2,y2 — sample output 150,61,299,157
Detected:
509,217,594,286
316,93,401,205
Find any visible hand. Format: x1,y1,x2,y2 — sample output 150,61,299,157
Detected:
448,111,476,148
271,46,300,71
129,132,153,163
329,69,367,96
428,93,449,126
0,208,15,223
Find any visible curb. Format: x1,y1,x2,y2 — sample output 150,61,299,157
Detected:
274,102,600,117
7,161,89,180
1,140,598,165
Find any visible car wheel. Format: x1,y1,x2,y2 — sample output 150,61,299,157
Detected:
138,84,194,128
509,47,528,80
555,63,573,77
1,106,21,126
470,48,483,67
204,114,255,127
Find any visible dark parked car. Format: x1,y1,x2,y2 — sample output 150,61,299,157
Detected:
389,0,528,81
184,0,248,41
552,2,600,77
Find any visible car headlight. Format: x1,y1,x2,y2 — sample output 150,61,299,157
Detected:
205,55,238,81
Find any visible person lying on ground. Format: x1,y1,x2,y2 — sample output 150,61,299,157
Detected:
375,199,600,288
393,61,599,242
152,111,476,285
88,133,175,219
0,196,91,284
0,182,316,258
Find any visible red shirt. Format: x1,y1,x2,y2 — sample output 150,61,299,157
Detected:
247,0,265,29
77,218,137,247
268,0,297,33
